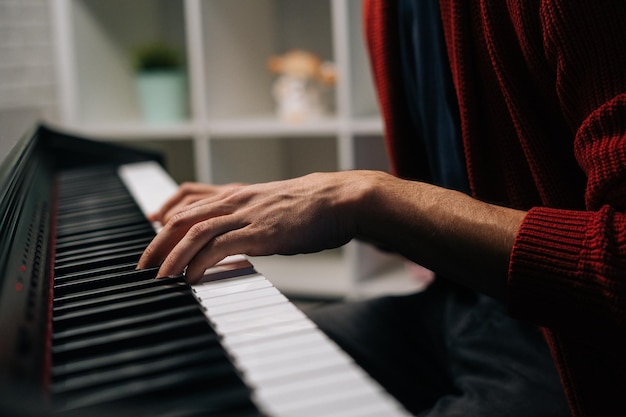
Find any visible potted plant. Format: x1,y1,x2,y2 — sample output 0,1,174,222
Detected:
133,42,188,124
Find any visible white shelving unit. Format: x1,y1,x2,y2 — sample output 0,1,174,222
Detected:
51,0,425,299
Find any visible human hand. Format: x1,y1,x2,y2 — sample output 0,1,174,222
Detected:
148,182,246,225
137,171,367,283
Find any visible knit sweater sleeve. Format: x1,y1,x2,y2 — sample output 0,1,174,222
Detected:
508,1,626,345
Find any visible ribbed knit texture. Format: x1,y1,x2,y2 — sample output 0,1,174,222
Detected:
364,1,626,415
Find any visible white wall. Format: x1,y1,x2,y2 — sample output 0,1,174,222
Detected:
0,0,59,121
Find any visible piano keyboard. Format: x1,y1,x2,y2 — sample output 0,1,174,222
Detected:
50,161,411,417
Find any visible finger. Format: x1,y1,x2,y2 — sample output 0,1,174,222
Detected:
161,194,208,225
157,215,249,279
184,226,255,284
152,183,212,223
138,203,216,269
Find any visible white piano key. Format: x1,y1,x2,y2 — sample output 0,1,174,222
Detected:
232,333,340,371
198,286,281,308
241,343,352,384
198,255,257,281
193,270,266,291
267,388,404,417
256,364,370,401
231,327,333,358
213,309,306,334
221,317,317,347
118,161,178,219
236,339,343,377
193,276,271,298
206,301,301,328
321,401,412,417
260,374,381,413
202,291,289,316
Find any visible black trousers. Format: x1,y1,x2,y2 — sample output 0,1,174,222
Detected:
305,279,571,416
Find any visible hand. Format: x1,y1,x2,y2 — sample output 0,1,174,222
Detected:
148,182,246,225
137,171,366,283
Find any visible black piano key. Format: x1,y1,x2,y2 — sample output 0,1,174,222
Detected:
52,290,194,330
56,214,147,239
53,303,198,342
52,333,217,378
53,249,144,276
55,364,252,414
58,186,127,204
55,243,146,266
57,195,134,214
53,280,188,316
53,268,169,305
52,348,229,394
53,314,213,360
55,223,154,251
54,236,153,261
53,262,138,291
58,198,138,216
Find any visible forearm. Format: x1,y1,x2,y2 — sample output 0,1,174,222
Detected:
351,171,526,302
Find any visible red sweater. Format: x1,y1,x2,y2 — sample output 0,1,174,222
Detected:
364,1,626,416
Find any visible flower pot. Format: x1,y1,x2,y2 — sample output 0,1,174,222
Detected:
136,69,188,124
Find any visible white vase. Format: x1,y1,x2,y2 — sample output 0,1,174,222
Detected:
136,69,188,124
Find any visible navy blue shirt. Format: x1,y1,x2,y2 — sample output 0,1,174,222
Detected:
398,0,469,193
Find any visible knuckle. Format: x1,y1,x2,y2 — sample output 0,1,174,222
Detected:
179,182,194,193
187,221,210,240
168,211,188,229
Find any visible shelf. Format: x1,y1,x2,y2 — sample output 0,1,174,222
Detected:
209,117,341,137
52,120,197,140
52,115,383,140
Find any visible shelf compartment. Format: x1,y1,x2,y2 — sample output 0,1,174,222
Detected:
71,0,188,124
209,135,338,185
201,0,334,121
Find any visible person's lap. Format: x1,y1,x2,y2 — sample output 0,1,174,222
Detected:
305,279,570,416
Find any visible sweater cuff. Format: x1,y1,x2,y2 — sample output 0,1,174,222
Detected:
508,207,593,326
